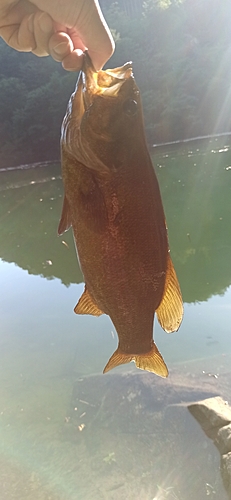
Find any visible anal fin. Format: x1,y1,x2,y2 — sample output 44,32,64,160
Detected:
74,286,104,316
156,254,183,333
58,195,72,235
103,342,168,378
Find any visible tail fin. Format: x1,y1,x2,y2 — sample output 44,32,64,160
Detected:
103,342,168,378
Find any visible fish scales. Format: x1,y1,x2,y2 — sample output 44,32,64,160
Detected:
59,53,183,377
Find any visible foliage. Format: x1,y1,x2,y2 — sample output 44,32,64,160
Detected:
106,0,231,143
0,0,231,166
0,42,76,167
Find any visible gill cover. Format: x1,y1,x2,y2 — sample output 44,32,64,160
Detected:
61,53,134,173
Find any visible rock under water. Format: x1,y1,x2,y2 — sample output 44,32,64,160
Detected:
62,369,231,499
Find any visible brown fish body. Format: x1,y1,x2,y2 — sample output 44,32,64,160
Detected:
59,55,183,376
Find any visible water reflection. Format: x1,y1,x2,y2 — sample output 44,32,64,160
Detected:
154,137,231,303
1,137,231,301
0,164,81,286
0,138,231,499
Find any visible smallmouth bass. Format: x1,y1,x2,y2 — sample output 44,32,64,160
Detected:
59,53,183,377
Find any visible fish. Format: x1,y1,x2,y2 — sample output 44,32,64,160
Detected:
58,53,183,377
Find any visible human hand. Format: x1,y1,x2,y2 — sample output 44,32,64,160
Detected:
0,0,114,70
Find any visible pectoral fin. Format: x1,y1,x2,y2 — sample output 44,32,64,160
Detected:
74,286,104,316
103,342,168,378
156,254,183,333
58,195,72,235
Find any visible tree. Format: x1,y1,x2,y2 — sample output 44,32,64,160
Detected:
1,0,231,166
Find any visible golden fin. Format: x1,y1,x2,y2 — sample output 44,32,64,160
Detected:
58,195,72,235
134,343,168,377
156,254,183,333
74,286,103,316
103,350,134,374
103,342,168,378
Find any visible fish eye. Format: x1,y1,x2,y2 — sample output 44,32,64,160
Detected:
123,99,137,116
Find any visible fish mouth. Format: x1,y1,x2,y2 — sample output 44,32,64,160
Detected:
61,54,135,174
82,52,133,109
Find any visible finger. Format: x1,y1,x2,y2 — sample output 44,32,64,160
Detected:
30,0,114,69
0,13,36,52
78,31,114,71
75,3,115,70
49,32,74,62
32,11,54,56
61,49,84,72
87,29,115,71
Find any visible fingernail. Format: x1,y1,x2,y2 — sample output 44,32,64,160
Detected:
38,12,53,34
76,49,84,57
53,42,69,55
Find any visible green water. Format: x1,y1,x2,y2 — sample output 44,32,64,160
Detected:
0,137,231,499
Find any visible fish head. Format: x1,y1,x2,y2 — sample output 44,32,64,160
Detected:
61,53,143,173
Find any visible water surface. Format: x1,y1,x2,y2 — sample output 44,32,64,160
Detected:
0,137,231,499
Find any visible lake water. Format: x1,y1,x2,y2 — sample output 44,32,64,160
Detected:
0,137,231,499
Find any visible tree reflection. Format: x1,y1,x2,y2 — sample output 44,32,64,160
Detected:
0,164,82,286
0,141,231,302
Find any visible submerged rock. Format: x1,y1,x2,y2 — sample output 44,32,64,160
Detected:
221,452,231,497
70,371,217,434
188,396,231,498
64,370,227,499
188,396,231,439
216,425,231,455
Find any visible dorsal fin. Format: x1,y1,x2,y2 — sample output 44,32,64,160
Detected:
156,254,183,333
74,286,104,316
58,195,72,235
